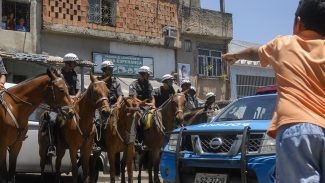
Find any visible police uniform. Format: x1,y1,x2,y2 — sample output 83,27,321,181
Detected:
60,68,80,95
185,95,199,112
129,79,153,101
0,57,8,75
153,86,175,108
100,76,123,105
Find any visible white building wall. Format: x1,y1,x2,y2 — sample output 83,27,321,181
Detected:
41,33,175,79
110,42,175,79
230,65,275,100
41,32,110,60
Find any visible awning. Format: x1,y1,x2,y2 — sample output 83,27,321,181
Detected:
0,49,94,67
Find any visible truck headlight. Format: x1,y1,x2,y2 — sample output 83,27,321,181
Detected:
259,134,276,154
167,134,179,152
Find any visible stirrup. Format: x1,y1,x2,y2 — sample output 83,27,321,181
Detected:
134,142,144,152
47,146,56,157
92,144,101,155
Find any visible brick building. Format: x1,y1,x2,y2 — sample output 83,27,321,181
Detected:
0,0,234,99
0,0,181,82
42,0,181,79
176,0,233,100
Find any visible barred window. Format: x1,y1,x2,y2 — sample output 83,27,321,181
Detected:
197,49,223,77
184,40,192,52
236,75,276,98
1,0,30,32
88,0,116,26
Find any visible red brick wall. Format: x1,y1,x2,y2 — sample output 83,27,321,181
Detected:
43,0,178,38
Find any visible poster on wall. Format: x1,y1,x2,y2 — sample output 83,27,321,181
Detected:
92,52,154,76
178,63,190,85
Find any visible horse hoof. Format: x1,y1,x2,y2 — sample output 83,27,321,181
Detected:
8,176,16,183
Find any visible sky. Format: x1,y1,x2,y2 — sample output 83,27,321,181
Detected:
201,0,299,44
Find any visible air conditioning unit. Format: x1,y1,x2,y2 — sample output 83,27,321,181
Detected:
165,26,177,39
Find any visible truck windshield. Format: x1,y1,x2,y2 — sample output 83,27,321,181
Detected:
214,95,277,122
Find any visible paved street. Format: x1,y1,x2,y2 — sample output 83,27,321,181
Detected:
16,171,161,183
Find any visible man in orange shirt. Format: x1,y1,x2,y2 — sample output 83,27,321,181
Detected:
223,0,325,182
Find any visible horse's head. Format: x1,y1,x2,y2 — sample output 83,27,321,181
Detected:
89,73,111,119
44,69,75,119
171,93,187,127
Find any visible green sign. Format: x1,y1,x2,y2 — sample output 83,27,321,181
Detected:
93,53,153,76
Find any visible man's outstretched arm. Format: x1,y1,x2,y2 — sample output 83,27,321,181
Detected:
222,47,260,65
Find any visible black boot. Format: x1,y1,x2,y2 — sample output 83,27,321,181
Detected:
92,142,101,155
47,145,56,157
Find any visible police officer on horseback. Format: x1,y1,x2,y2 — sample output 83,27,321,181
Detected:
129,66,155,150
0,57,7,90
99,60,123,107
153,74,175,108
129,66,155,106
181,80,199,112
42,53,81,156
60,53,82,100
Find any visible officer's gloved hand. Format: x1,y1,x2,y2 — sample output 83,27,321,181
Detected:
71,95,78,103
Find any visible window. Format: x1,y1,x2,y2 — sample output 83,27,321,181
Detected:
184,40,192,52
1,0,30,32
88,0,116,26
197,49,223,77
214,95,276,121
236,75,276,98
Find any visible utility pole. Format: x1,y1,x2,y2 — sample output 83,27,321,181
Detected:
220,0,225,12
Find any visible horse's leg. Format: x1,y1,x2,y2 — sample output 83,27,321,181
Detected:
126,145,135,183
108,151,116,183
0,146,7,183
137,152,143,183
120,152,126,183
8,141,23,183
55,144,66,183
152,150,161,183
80,139,93,183
68,147,78,183
148,150,154,183
115,153,121,179
39,134,49,183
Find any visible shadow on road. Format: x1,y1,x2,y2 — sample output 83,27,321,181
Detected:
16,173,72,183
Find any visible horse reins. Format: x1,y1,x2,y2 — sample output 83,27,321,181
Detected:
0,77,71,132
72,80,110,137
48,78,75,117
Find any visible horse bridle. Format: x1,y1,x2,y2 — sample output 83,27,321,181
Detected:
90,81,110,111
47,77,75,119
157,93,185,128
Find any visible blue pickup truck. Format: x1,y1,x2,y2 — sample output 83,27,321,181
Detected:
160,87,277,183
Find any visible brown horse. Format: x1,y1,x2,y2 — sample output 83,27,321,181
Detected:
100,97,144,183
183,100,219,126
138,93,187,183
0,69,74,183
183,107,209,126
39,74,111,183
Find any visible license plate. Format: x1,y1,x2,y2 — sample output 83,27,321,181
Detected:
194,173,228,183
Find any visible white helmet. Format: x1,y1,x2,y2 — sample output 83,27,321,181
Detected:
63,53,79,62
181,79,191,87
161,74,174,82
101,60,114,69
190,86,196,92
206,92,216,99
138,66,152,74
